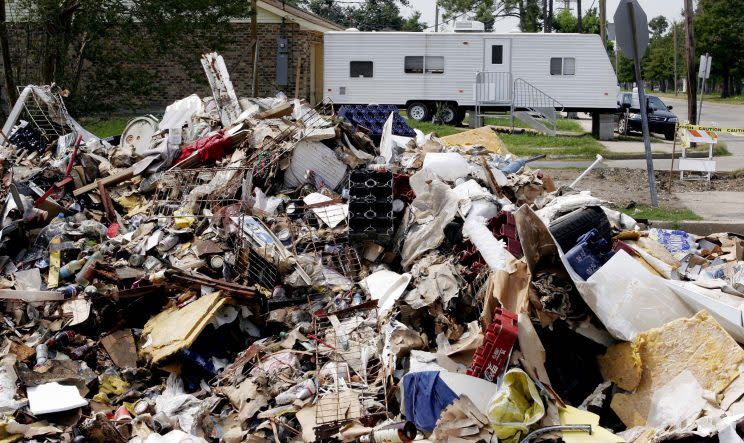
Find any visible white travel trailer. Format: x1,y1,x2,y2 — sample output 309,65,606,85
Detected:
323,30,619,135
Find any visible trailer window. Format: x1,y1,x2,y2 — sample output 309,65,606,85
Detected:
404,56,424,73
491,45,504,64
425,56,445,74
405,56,445,74
563,57,576,75
550,57,575,75
350,61,373,78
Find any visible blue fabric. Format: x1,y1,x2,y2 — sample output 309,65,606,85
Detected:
403,371,459,432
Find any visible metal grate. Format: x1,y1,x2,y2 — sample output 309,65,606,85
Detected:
313,303,387,437
149,167,250,219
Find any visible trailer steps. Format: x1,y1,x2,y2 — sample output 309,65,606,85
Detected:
474,73,564,136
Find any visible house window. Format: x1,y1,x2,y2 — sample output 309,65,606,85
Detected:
491,45,504,64
405,56,445,74
350,61,373,78
550,57,575,75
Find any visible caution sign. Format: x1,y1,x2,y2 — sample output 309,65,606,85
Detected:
677,123,744,136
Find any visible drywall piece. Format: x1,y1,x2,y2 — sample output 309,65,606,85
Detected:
423,152,470,182
441,126,509,155
27,382,87,415
139,292,225,364
605,311,744,428
360,270,411,314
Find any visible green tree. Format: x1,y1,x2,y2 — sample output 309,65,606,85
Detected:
695,0,744,97
402,11,428,31
648,15,669,37
553,7,600,34
437,0,522,31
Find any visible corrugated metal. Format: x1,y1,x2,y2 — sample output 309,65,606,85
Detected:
324,32,618,110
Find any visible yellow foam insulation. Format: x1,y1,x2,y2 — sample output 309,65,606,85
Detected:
603,311,744,427
598,342,642,391
139,291,225,364
441,127,509,155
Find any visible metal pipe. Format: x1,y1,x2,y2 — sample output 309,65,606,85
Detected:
570,154,603,189
520,425,592,443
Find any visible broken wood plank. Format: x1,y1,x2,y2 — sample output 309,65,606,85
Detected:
0,290,64,302
73,167,133,196
101,330,138,368
255,102,293,120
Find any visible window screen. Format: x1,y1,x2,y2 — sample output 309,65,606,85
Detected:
404,56,424,73
550,58,562,75
563,57,576,75
491,45,504,64
350,61,373,78
425,56,445,74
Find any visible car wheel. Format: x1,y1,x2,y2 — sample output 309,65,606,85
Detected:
664,130,675,141
617,115,629,135
407,102,430,122
440,103,461,125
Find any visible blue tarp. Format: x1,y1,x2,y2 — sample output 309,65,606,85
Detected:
403,371,459,432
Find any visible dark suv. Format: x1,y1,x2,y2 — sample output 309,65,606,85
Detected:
616,92,678,140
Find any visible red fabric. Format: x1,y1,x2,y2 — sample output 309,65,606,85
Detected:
175,131,231,164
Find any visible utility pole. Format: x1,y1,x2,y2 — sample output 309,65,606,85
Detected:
684,0,697,124
599,0,606,44
548,0,553,32
577,0,583,32
435,1,439,32
673,21,678,96
543,0,548,32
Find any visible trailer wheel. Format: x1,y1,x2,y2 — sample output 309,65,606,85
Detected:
440,103,462,125
617,114,629,135
407,102,430,122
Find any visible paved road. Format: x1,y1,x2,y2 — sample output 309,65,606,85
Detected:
603,97,744,171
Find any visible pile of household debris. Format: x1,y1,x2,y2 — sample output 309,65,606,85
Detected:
2,52,744,443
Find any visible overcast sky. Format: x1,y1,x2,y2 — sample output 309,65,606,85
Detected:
401,0,685,32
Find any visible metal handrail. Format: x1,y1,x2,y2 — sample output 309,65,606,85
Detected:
511,78,564,110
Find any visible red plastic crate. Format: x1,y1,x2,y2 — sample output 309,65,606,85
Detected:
467,307,519,382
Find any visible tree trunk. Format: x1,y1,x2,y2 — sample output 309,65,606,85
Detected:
722,74,731,98
684,0,697,124
0,0,18,112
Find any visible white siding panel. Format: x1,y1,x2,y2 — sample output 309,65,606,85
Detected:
324,32,618,110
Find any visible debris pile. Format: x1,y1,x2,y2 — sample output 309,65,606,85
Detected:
2,52,744,443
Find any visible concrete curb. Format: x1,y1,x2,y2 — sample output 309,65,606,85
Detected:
649,220,744,235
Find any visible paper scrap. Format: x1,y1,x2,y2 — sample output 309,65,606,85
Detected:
27,382,87,415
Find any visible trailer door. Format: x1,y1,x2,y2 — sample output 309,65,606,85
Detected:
480,38,512,103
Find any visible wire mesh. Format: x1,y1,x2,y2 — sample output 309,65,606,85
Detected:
313,303,387,433
149,167,249,219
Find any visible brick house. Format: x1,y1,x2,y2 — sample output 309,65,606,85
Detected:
2,0,342,110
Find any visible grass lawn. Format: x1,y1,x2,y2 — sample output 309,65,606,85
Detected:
619,204,702,222
499,133,604,158
480,115,584,132
404,114,605,159
78,115,134,138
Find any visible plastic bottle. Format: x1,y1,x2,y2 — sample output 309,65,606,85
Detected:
75,251,102,286
46,330,74,349
275,379,316,405
69,343,95,360
59,258,86,280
